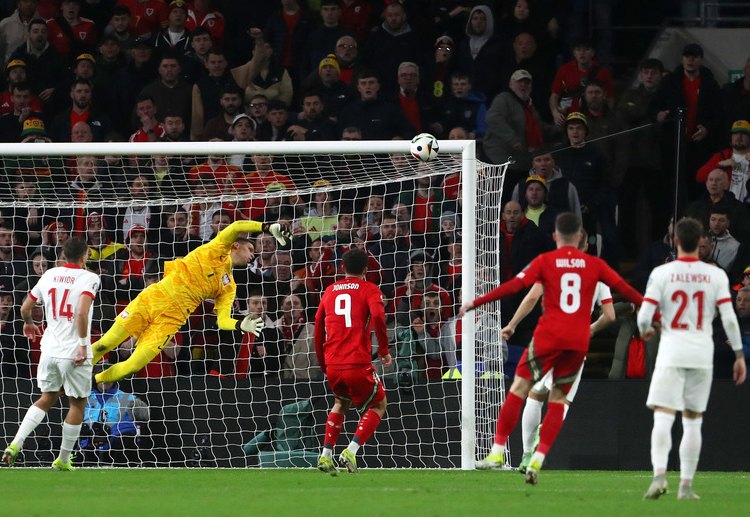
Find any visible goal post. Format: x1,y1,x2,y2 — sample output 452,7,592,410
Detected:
0,140,508,469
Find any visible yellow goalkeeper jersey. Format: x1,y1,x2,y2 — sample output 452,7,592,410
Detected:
159,220,263,330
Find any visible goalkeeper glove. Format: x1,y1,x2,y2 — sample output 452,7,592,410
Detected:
238,315,265,337
263,222,291,246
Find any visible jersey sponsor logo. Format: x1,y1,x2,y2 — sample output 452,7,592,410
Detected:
556,258,586,268
670,273,711,283
222,273,230,286
332,282,360,291
120,310,129,319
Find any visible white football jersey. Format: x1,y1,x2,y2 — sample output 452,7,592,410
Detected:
30,265,100,359
642,258,732,368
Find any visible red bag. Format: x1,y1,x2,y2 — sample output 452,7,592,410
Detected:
626,336,646,378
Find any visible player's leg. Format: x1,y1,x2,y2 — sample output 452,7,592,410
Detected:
92,319,133,364
52,397,87,471
643,366,683,499
96,326,173,383
477,345,542,469
338,366,387,473
4,355,65,466
3,391,61,466
520,379,548,472
318,394,351,475
677,369,711,500
524,350,586,484
52,361,93,470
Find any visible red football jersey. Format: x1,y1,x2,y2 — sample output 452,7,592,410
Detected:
116,0,169,36
46,17,98,57
314,276,389,371
472,246,642,352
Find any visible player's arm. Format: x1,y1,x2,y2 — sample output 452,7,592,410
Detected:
73,294,95,366
460,259,540,316
599,260,644,306
313,302,327,374
20,294,42,340
590,300,615,336
214,220,291,247
368,288,392,367
636,273,660,337
502,282,543,340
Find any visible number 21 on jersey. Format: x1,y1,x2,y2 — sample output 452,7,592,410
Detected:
334,293,352,328
671,290,704,330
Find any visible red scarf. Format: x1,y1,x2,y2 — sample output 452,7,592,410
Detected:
523,98,543,148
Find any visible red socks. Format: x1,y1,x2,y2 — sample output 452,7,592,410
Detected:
536,402,565,455
323,411,345,449
494,392,524,446
353,410,382,445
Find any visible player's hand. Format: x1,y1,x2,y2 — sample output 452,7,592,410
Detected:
380,353,392,367
458,303,474,318
642,326,656,340
501,325,515,341
239,315,265,337
733,357,747,386
23,323,42,340
264,222,291,246
73,346,87,366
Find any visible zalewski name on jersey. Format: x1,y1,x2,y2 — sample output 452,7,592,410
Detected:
670,273,711,283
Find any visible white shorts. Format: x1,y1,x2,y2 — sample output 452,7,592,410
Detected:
646,366,713,413
531,360,585,402
37,355,93,399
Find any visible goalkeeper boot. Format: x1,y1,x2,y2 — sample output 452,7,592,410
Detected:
643,474,668,500
317,456,337,476
518,452,532,474
2,443,19,467
677,484,700,500
339,449,358,474
51,454,76,472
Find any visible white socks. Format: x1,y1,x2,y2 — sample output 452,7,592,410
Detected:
679,416,702,484
650,411,675,475
59,422,82,463
521,398,544,453
321,447,332,459
12,405,47,448
346,442,361,455
490,443,504,456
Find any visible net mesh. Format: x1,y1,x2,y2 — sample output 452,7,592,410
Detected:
0,143,507,468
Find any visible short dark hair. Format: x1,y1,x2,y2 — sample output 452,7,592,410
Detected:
675,217,703,252
71,78,93,90
10,81,30,94
191,26,211,39
111,5,131,17
342,248,368,276
28,18,47,32
640,58,664,73
62,237,88,263
219,84,243,98
709,203,731,219
206,46,226,59
555,212,582,237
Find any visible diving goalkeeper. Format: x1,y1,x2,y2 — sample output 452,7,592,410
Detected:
92,220,291,383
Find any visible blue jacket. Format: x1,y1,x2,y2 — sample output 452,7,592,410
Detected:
84,385,138,439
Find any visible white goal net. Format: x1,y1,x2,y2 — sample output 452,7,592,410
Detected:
0,141,508,469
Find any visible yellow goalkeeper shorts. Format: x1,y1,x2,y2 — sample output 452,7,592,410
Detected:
116,283,190,352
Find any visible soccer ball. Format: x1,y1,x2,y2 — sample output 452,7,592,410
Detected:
410,133,439,161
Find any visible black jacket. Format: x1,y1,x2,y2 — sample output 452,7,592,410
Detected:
337,97,415,140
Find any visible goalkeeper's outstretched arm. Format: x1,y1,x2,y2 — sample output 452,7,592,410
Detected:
215,220,290,247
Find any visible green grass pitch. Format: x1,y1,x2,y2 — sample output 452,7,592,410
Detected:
1,469,745,516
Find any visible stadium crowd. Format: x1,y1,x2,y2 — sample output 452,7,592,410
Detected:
0,0,749,384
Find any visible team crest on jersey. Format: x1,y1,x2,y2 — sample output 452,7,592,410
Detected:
79,32,87,39
146,8,154,16
222,273,230,286
120,310,129,319
207,19,215,27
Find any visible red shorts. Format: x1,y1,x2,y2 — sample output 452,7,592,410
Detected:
515,340,586,394
326,365,386,412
